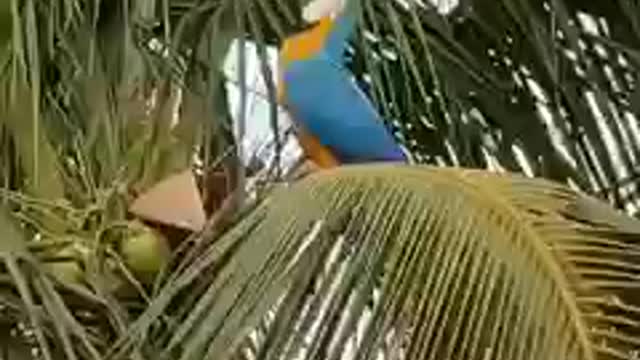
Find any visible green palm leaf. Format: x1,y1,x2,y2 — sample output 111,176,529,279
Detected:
110,165,640,359
3,1,640,359
144,0,640,209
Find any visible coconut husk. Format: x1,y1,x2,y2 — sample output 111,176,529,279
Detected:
129,170,206,232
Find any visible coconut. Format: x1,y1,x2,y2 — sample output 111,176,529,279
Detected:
120,221,171,283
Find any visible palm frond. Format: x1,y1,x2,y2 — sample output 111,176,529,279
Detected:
4,0,640,359
110,165,640,360
344,0,640,208
0,2,244,357
112,0,640,212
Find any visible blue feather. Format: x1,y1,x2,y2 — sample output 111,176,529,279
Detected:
281,0,406,164
323,0,360,63
283,57,406,163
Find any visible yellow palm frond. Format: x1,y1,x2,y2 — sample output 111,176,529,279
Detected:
113,165,640,360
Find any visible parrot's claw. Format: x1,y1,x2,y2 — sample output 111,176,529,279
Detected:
288,159,322,180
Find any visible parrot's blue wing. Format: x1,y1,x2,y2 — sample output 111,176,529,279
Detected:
283,58,406,163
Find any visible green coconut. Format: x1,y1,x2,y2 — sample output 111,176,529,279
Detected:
120,221,171,283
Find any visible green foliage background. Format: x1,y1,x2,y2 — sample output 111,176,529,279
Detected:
1,0,640,359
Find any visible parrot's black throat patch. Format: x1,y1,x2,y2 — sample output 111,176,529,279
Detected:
296,19,322,33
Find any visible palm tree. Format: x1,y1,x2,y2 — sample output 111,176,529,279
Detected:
2,0,640,359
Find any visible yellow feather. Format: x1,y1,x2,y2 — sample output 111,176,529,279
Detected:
296,128,340,168
279,17,335,66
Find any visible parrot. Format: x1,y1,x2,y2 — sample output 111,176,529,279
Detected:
277,0,407,169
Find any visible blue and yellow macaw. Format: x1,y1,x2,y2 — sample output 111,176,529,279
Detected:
277,0,407,168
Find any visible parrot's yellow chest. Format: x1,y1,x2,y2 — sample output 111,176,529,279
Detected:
280,17,335,64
